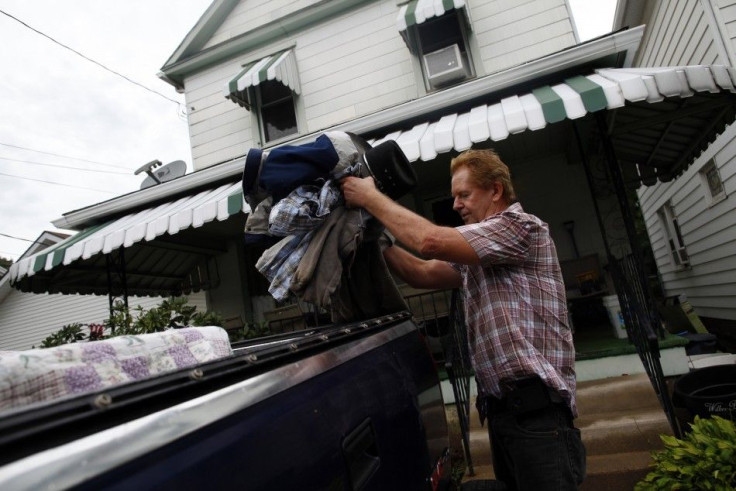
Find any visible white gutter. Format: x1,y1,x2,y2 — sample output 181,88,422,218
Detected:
55,26,643,231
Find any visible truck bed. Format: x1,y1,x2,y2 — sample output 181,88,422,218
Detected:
0,312,449,490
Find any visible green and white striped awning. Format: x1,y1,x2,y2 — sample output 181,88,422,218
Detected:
367,66,736,174
396,0,466,31
224,49,300,109
9,181,248,296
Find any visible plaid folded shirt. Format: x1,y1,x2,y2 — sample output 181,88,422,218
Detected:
268,181,341,237
453,203,578,417
256,232,315,301
257,180,343,300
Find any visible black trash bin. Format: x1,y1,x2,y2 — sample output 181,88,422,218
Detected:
673,364,736,421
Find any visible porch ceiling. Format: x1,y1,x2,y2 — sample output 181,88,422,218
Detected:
9,182,247,296
368,65,736,187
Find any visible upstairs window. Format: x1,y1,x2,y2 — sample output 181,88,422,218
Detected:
657,202,690,269
257,81,298,143
699,158,727,206
224,49,301,144
397,0,475,91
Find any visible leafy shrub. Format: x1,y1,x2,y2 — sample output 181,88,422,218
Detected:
37,297,223,348
106,297,223,336
39,323,86,348
227,321,271,343
636,415,736,490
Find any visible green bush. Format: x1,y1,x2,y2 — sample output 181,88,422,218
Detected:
39,323,86,348
636,415,736,490
37,297,223,348
108,297,223,336
226,321,271,343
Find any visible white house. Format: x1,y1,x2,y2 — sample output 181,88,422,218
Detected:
6,0,736,367
617,0,736,351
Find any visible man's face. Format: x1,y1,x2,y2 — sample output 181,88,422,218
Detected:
451,167,498,224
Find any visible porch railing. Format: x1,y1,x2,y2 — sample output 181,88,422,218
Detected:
445,289,475,476
402,287,475,476
609,255,682,438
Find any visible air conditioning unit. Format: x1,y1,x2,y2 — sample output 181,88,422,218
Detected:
423,44,466,87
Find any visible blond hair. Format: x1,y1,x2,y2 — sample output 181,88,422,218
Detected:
450,149,517,203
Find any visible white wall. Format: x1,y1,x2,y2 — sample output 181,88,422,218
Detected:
203,0,323,50
635,0,725,66
638,123,736,321
184,0,577,170
632,0,736,322
471,0,576,71
716,0,736,65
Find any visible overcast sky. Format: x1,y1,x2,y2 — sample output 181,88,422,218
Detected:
0,0,616,262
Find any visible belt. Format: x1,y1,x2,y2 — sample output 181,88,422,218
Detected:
478,376,566,422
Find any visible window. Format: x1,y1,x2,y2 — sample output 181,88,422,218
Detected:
398,3,475,92
657,202,690,268
224,49,301,144
257,80,298,143
699,159,727,205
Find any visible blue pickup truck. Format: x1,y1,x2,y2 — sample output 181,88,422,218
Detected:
0,312,451,490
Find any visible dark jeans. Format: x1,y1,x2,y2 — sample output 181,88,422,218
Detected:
487,403,586,490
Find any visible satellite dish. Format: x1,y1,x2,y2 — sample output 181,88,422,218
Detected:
136,160,187,189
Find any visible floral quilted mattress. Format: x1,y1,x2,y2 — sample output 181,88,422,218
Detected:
0,326,232,413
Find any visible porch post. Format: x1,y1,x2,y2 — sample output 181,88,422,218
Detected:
594,113,657,324
594,113,682,438
572,121,613,261
105,247,130,333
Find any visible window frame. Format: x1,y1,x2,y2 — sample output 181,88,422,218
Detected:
252,80,300,145
698,158,727,206
657,201,690,269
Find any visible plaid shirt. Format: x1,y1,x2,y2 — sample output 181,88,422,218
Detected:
256,180,341,300
454,203,578,416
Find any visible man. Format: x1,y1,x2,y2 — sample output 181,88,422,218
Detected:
341,148,586,490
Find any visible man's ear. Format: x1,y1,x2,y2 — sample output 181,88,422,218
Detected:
491,181,503,201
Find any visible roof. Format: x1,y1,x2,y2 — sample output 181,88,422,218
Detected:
366,65,736,184
9,182,246,296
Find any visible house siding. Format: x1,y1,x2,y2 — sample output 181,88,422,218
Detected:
633,0,736,323
472,0,575,72
717,0,736,62
184,0,576,171
0,290,208,351
638,123,736,321
635,0,724,66
203,0,323,50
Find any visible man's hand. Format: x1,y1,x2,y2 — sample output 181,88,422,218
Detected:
340,175,379,208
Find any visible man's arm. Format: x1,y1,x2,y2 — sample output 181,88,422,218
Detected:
383,245,462,290
341,176,479,265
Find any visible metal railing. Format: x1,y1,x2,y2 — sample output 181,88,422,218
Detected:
402,287,476,475
609,255,682,438
444,290,475,476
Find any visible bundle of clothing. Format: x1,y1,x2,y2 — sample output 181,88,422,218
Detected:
242,131,417,323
